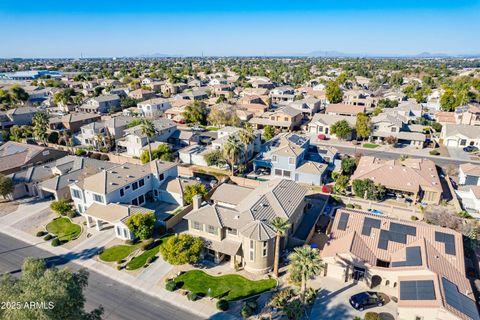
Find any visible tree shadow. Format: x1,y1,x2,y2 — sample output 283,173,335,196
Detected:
44,246,105,268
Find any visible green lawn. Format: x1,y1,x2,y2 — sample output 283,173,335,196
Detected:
99,243,141,262
362,143,379,149
126,235,173,270
46,217,81,242
174,270,277,301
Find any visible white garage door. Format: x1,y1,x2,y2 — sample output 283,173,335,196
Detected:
446,139,458,147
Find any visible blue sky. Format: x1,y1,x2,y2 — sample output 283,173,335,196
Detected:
1,0,479,58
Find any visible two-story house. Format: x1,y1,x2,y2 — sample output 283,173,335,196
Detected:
371,111,426,148
288,96,322,119
455,163,480,217
249,106,303,131
128,89,156,101
137,98,171,118
0,107,37,129
184,179,307,274
270,86,295,106
77,116,131,149
308,113,356,140
79,94,121,114
49,113,102,133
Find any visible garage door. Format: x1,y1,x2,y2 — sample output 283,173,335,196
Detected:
446,139,458,147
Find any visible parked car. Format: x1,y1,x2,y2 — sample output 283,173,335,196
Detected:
349,292,385,311
463,146,479,153
368,208,383,215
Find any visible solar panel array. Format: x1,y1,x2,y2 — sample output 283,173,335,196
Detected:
377,222,417,250
435,231,456,255
400,280,436,300
361,217,381,236
391,246,423,267
442,277,480,320
337,212,349,231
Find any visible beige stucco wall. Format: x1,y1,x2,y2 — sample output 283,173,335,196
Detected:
398,306,460,320
242,237,275,274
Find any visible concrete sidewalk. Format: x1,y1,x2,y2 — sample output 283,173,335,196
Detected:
0,200,227,320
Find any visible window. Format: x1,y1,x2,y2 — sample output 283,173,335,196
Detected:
159,173,164,181
77,204,83,213
250,251,254,261
72,189,81,199
139,179,144,187
272,155,277,162
262,241,268,257
249,240,255,261
270,116,275,120
460,139,467,146
274,169,282,176
125,185,130,190
93,193,104,203
288,157,294,165
284,117,288,121
283,170,291,178
138,194,145,204
120,188,124,197
132,182,138,190
193,221,202,231
207,225,217,235
154,190,158,197
319,126,323,132
391,127,397,132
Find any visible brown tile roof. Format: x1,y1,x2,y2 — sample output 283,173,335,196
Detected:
326,103,365,115
460,163,480,177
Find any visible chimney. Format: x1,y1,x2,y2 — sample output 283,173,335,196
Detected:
192,195,202,210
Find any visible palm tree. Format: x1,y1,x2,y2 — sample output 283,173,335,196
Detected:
140,119,155,163
32,112,49,145
238,125,255,165
95,133,104,151
271,217,291,278
288,246,324,304
223,135,243,176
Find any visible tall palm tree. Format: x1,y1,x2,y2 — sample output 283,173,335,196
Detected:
95,133,104,151
238,125,255,164
223,135,242,176
32,112,49,145
288,246,324,304
140,119,155,163
271,217,291,278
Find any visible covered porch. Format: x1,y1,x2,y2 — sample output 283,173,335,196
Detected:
203,238,243,270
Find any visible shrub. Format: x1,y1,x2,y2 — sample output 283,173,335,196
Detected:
43,234,53,241
116,259,124,265
187,291,198,301
240,305,253,319
411,215,419,221
100,154,110,161
321,185,331,193
125,239,135,245
246,300,257,310
165,280,176,292
141,238,154,251
51,238,61,247
90,153,101,160
346,203,354,208
429,149,440,156
216,299,229,311
50,200,73,216
365,312,381,320
75,149,87,156
67,211,76,219
36,231,47,237
125,212,156,240
160,234,204,265
354,204,362,209
146,256,154,264
116,265,122,270
270,289,294,309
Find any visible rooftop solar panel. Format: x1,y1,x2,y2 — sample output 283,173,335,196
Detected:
390,222,417,236
392,246,423,267
442,277,480,320
361,217,381,236
435,231,456,255
400,280,436,301
337,212,349,231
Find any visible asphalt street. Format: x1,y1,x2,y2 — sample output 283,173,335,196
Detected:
0,232,203,320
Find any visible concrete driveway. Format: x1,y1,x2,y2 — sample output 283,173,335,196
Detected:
447,146,473,161
310,277,397,320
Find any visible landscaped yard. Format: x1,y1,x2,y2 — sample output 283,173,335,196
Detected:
46,217,81,241
174,270,277,301
99,243,142,262
126,235,173,270
362,143,379,149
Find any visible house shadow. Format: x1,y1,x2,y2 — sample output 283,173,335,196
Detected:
44,246,105,268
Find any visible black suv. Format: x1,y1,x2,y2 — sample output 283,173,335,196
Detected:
349,292,385,311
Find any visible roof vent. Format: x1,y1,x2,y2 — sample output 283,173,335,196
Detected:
234,215,240,220
261,203,269,207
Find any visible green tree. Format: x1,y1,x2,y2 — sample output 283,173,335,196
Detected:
326,81,343,103
9,125,22,141
183,183,208,205
271,217,291,278
0,257,103,320
239,125,256,164
9,85,29,103
223,135,243,176
376,99,398,109
120,96,138,109
140,144,172,164
50,200,73,216
330,120,352,140
389,73,403,87
263,125,275,141
203,149,226,167
140,119,155,163
0,175,14,199
184,101,207,125
352,179,386,200
355,113,371,140
125,212,156,240
440,88,457,111
288,246,324,304
334,175,350,194
32,112,49,145
159,234,203,265
341,157,357,175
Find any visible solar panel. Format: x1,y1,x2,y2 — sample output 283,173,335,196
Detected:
361,217,381,236
337,212,349,231
392,246,423,267
390,222,417,236
400,280,436,300
442,277,480,320
378,230,390,249
435,231,456,255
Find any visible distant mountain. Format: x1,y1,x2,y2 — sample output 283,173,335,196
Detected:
413,52,450,58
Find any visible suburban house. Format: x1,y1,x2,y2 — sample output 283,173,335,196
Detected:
351,156,443,204
0,107,37,129
454,104,480,126
288,97,322,119
137,98,171,118
308,113,356,140
322,209,479,320
325,103,366,116
370,111,426,148
253,133,337,185
77,116,131,149
117,119,176,157
69,160,182,240
161,82,188,95
0,141,68,175
49,113,102,133
184,179,308,274
455,163,480,217
269,86,295,105
440,124,480,148
394,100,423,121
8,155,115,200
128,89,156,101
343,90,375,109
79,94,121,113
249,106,303,131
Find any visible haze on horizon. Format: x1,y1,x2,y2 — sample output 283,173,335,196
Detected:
1,0,479,58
